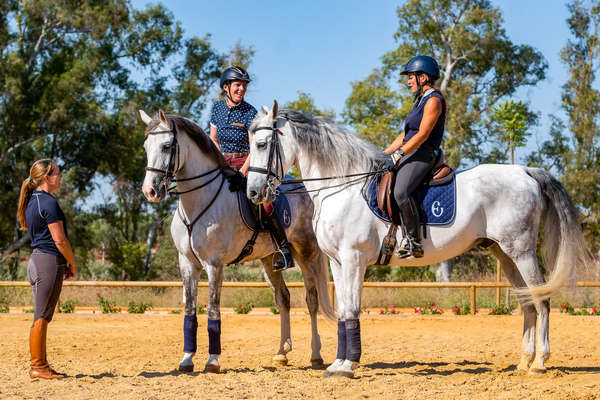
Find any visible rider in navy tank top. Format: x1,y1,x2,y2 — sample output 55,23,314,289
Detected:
384,55,447,259
403,90,445,151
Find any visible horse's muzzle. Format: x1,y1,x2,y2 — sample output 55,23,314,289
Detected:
142,182,166,202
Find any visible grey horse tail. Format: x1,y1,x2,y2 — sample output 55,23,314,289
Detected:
314,251,336,320
518,167,591,302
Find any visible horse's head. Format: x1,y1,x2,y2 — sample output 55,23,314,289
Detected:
247,100,296,204
140,109,186,202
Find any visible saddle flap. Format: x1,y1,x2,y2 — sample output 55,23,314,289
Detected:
377,172,393,216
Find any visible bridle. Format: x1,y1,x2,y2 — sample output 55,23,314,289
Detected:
144,116,226,266
145,118,180,194
145,118,222,196
247,120,285,199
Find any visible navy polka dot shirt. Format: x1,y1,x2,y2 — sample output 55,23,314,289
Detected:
210,99,257,153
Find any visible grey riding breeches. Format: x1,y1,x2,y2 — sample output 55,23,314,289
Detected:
27,249,66,322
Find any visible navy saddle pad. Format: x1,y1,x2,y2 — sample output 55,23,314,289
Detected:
237,174,302,231
366,173,457,226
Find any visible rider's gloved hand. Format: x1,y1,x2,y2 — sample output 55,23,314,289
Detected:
383,155,396,171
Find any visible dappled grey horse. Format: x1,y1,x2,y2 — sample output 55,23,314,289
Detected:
140,110,334,373
246,102,590,378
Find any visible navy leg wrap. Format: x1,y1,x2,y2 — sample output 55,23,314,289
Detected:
207,318,221,355
345,319,361,362
183,315,198,353
336,320,347,360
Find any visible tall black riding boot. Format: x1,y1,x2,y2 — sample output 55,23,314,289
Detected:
395,197,424,259
265,209,295,271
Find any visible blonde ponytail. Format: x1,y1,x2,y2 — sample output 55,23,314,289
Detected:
16,159,56,229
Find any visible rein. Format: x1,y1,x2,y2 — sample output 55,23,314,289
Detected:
248,123,387,196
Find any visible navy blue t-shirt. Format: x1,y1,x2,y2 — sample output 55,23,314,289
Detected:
25,190,67,256
403,90,446,150
210,99,257,153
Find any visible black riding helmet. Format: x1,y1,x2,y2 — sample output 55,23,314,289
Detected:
401,55,440,100
400,55,440,80
219,66,251,89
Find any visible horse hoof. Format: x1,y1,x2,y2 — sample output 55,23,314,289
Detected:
323,370,336,378
178,364,194,372
529,367,546,375
272,354,288,366
333,369,355,378
311,358,324,367
516,362,530,372
204,364,220,373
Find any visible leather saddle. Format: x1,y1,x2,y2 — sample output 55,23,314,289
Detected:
377,149,454,224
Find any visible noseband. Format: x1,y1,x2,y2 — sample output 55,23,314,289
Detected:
247,122,284,197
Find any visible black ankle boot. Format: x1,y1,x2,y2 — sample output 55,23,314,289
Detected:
395,198,423,259
265,209,295,271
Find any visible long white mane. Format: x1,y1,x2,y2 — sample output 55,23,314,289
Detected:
251,109,389,178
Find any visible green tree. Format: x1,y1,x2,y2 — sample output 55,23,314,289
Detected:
531,0,600,253
284,91,336,119
542,0,600,252
0,1,253,278
343,0,547,166
491,100,538,164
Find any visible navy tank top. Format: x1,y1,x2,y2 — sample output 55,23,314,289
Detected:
403,90,445,150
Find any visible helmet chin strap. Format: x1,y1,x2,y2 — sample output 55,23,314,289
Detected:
414,73,431,102
225,84,242,107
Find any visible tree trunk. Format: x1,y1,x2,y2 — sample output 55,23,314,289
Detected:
1,234,30,264
142,216,161,277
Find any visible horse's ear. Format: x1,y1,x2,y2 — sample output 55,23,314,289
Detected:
139,110,152,126
158,109,168,124
272,100,278,122
261,105,269,114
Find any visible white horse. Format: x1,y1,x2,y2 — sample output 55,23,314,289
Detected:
140,109,334,373
246,102,589,378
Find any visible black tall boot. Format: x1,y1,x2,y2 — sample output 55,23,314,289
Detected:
265,209,295,271
395,197,424,258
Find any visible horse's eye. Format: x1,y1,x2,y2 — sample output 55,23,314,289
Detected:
162,143,171,152
256,141,267,150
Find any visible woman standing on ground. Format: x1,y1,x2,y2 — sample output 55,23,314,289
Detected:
17,159,77,379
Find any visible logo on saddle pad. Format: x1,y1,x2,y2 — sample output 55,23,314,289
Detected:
431,201,444,218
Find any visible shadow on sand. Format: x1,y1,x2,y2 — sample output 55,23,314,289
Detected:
361,360,493,376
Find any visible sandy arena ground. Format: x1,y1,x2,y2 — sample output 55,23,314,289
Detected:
1,312,599,400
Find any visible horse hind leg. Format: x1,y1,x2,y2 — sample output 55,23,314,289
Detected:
298,260,324,367
262,256,292,367
490,245,536,371
491,244,549,373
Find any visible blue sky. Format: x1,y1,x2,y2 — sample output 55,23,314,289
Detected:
130,0,573,158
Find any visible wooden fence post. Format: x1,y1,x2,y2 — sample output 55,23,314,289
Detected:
470,285,476,315
496,259,501,306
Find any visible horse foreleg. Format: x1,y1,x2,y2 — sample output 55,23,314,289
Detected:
324,258,346,377
332,254,366,379
262,256,292,366
178,254,199,372
204,261,224,373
